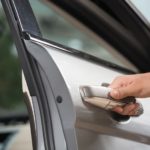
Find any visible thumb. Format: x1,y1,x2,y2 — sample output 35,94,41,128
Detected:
110,85,135,99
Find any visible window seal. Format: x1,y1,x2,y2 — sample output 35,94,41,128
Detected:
26,33,135,74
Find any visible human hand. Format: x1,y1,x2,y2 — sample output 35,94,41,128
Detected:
109,73,150,116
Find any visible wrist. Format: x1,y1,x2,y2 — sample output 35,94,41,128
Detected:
143,72,150,79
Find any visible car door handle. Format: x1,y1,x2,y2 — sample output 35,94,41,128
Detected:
80,85,143,116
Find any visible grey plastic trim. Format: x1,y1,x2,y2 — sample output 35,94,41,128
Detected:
31,96,45,150
24,39,78,150
38,65,67,150
23,92,45,150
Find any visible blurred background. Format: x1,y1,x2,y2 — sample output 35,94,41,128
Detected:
0,3,26,118
0,0,150,149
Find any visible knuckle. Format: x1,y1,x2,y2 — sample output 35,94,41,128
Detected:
117,89,124,99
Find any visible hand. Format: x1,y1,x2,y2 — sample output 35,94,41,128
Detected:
109,73,150,115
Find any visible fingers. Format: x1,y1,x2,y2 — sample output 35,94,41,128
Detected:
109,74,146,99
112,103,139,116
109,75,135,99
110,84,138,99
110,89,120,99
128,103,140,116
112,106,123,114
109,76,129,89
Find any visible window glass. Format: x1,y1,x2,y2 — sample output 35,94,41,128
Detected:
29,0,137,71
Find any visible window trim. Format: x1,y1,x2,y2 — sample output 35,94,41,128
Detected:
32,0,138,72
27,33,135,74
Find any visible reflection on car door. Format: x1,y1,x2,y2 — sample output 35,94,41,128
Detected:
2,0,150,150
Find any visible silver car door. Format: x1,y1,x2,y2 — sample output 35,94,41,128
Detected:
2,0,150,150
29,34,150,150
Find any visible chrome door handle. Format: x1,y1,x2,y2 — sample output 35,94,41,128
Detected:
80,86,111,99
80,85,143,117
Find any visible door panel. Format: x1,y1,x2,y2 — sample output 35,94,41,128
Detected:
30,36,150,149
76,130,150,150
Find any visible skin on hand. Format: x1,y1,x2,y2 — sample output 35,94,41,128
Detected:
109,73,150,116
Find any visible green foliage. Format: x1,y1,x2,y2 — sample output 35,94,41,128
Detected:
0,15,23,109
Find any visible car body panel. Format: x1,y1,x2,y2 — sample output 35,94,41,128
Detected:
32,37,150,149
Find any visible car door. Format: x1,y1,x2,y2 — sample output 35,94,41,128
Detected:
1,0,150,150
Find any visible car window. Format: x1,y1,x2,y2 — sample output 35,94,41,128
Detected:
29,0,138,72
0,2,32,150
